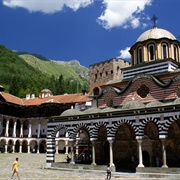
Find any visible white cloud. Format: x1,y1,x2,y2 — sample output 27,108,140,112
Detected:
2,0,93,13
97,0,152,29
118,47,131,59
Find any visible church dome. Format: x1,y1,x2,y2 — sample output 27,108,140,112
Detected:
83,107,101,114
136,27,176,42
60,109,83,116
122,100,145,109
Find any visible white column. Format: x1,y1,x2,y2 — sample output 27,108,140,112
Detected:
28,144,31,153
108,139,115,167
37,145,39,154
5,144,8,153
56,141,59,154
12,144,15,153
91,140,96,165
75,140,79,155
20,124,23,137
37,123,41,138
28,124,32,138
13,121,17,137
5,120,9,137
161,139,168,168
69,140,75,164
137,139,144,167
19,143,22,153
65,140,69,154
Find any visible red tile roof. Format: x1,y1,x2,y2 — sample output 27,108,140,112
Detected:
0,92,90,106
0,92,23,105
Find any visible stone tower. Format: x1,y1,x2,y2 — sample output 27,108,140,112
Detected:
89,58,130,95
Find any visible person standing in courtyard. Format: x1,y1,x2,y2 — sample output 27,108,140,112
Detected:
11,157,20,179
106,163,111,179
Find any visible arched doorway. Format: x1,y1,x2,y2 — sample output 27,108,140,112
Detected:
7,139,13,153
9,119,14,137
0,139,6,153
166,121,180,167
30,140,38,153
95,125,108,165
39,140,46,153
2,119,6,136
142,150,150,167
16,119,21,137
22,140,28,153
76,127,91,164
23,120,29,137
143,121,160,167
114,123,136,172
15,140,20,153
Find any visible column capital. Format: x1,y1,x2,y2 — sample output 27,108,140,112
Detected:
159,135,167,139
107,137,115,142
90,138,97,142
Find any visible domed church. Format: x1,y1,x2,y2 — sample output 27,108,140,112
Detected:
1,20,180,173
46,21,180,173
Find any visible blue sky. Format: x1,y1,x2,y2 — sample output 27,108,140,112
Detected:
0,0,180,67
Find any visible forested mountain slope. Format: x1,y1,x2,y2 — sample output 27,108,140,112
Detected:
0,45,89,98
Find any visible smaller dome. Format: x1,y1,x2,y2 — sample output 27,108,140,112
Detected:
60,109,83,116
173,98,180,105
122,100,145,109
146,101,163,108
100,107,116,113
136,27,176,42
83,107,101,114
39,89,53,98
41,89,52,93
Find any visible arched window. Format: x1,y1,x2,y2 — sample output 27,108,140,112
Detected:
93,87,100,95
174,44,179,62
161,43,168,59
137,47,143,64
148,44,155,61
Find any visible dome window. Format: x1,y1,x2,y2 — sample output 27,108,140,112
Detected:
162,43,168,59
174,44,179,62
148,44,155,61
137,47,143,64
137,84,149,98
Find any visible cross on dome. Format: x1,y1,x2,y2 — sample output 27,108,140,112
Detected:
151,14,158,28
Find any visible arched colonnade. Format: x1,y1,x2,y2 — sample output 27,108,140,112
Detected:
46,112,180,171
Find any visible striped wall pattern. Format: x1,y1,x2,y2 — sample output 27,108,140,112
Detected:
51,124,68,138
46,111,180,163
68,123,92,140
138,117,161,137
91,121,108,140
163,114,180,136
108,119,137,138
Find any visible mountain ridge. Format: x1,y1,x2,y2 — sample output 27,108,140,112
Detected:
0,45,89,97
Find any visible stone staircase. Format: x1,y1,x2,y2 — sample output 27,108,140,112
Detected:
48,163,180,179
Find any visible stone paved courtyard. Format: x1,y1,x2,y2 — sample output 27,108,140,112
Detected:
0,153,180,180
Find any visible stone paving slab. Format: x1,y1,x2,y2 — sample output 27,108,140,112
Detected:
0,153,180,180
